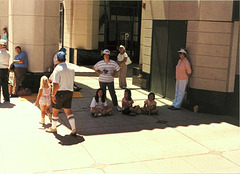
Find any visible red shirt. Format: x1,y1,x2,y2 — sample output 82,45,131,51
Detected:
176,58,192,80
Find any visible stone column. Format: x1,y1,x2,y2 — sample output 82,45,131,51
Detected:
63,0,99,50
8,0,60,72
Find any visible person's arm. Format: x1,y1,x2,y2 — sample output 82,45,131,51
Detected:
93,66,103,76
186,61,192,76
13,58,24,64
51,83,59,104
34,88,43,106
120,57,127,66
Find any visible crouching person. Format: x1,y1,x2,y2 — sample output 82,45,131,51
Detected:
90,88,112,118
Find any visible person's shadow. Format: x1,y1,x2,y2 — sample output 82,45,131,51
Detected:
54,133,85,146
0,101,15,108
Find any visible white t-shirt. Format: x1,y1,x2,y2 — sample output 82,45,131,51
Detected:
117,52,128,62
90,97,107,110
94,59,120,83
0,49,10,68
51,62,75,91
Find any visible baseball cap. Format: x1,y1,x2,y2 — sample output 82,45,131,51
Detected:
57,51,66,61
59,47,67,53
103,49,110,55
119,45,125,50
178,49,187,54
0,39,7,46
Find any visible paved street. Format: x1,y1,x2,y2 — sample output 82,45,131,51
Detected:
0,64,239,174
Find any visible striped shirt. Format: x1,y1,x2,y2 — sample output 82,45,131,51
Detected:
94,59,120,83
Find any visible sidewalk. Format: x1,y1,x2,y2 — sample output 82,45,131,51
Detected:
0,64,239,174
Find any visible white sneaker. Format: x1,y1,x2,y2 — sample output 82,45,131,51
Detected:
46,127,57,133
116,106,122,112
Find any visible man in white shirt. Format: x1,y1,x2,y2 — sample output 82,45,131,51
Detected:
0,39,10,102
46,51,77,135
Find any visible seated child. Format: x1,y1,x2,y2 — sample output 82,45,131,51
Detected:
122,88,140,116
142,92,159,115
90,88,112,117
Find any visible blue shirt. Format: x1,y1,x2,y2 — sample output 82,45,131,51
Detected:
14,52,27,68
3,32,7,41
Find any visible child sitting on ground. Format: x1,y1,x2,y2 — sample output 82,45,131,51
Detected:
122,88,140,116
90,88,112,117
34,76,52,124
141,92,159,115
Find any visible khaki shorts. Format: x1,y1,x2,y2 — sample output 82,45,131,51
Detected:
52,91,73,109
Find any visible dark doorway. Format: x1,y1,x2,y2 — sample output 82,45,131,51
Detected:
151,20,187,99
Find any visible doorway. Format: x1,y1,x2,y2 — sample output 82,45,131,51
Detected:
150,20,187,99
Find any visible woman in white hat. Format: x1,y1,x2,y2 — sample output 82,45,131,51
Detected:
117,45,128,89
168,48,192,110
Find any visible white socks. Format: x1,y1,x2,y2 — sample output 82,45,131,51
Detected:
67,114,76,130
51,117,58,129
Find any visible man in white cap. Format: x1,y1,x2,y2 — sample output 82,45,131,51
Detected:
0,39,10,102
93,49,121,111
46,51,77,135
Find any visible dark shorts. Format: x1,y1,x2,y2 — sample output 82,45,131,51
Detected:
52,91,73,109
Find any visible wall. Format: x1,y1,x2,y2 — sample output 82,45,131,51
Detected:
0,0,8,34
8,0,60,72
140,0,237,93
63,0,99,50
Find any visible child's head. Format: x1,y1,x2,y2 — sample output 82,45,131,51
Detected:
40,76,50,89
148,92,155,101
124,88,132,101
95,88,105,102
3,28,7,33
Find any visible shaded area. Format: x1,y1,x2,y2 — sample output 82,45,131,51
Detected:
54,133,85,146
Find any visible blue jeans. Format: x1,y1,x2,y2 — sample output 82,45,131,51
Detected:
99,81,118,106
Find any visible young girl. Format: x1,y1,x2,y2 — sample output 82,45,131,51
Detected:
122,88,140,116
90,88,112,117
34,76,52,124
142,92,159,115
2,28,8,49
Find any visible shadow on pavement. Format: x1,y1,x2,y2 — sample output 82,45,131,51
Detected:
0,102,16,108
54,133,85,146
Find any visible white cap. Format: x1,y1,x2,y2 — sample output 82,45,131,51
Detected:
103,49,110,55
119,45,125,50
0,39,7,45
178,49,187,54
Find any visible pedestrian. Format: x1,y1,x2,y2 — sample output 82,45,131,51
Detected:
0,39,10,102
46,51,77,135
51,47,81,91
11,46,28,97
122,88,140,116
93,49,121,112
117,45,130,89
141,92,158,115
34,76,52,125
90,88,113,118
2,28,8,49
168,48,192,110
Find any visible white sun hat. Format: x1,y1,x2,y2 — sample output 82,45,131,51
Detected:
178,49,187,54
103,49,110,55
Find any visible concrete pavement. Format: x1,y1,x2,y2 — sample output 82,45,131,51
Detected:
0,63,239,174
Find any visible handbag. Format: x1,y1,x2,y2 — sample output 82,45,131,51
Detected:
126,57,132,65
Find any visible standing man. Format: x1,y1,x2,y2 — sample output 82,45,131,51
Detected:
46,51,77,135
0,39,10,102
93,49,121,111
11,46,28,97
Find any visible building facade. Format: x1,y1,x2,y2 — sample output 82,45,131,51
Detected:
138,0,239,114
